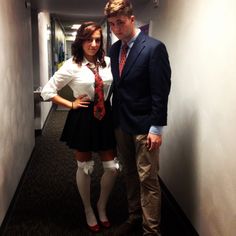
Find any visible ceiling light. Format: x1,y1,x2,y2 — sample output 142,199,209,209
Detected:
72,31,77,36
71,24,81,30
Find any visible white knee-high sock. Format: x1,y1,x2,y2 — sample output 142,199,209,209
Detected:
97,160,118,222
76,161,97,226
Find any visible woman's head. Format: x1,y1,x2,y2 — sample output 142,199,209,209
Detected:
72,21,106,66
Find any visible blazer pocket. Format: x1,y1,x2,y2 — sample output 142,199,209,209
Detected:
134,65,148,72
130,102,151,115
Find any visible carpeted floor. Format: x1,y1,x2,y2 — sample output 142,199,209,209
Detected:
1,109,195,236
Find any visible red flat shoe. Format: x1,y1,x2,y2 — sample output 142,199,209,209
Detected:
88,223,100,232
100,220,111,228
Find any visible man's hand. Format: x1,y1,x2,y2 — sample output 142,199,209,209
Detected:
146,133,162,151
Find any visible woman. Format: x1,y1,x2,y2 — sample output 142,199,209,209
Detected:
41,21,119,232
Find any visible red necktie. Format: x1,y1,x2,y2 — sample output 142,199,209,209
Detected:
87,63,106,120
119,43,128,76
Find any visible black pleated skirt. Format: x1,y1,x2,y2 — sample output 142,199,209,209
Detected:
60,101,116,152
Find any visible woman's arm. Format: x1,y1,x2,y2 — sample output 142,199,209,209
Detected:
51,95,73,109
51,94,90,109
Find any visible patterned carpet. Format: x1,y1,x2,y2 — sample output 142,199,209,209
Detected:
1,109,196,236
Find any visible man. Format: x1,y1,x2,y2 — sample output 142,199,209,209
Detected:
104,0,171,235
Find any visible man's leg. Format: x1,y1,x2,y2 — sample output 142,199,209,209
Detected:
115,128,142,234
134,134,161,236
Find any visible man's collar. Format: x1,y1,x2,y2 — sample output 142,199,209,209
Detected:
122,28,141,47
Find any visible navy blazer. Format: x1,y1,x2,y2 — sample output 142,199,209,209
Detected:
109,31,171,134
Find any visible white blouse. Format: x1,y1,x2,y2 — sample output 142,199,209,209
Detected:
41,56,113,101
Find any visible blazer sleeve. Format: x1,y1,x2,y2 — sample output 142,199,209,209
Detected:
149,42,171,126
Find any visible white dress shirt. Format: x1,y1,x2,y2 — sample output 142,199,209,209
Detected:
41,56,113,101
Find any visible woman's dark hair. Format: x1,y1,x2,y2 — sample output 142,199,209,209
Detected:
71,21,106,67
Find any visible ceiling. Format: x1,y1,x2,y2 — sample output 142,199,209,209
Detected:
29,0,150,36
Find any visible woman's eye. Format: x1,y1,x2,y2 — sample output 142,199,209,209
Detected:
87,38,101,43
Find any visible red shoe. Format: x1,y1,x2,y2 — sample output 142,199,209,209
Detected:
88,223,100,232
100,220,111,228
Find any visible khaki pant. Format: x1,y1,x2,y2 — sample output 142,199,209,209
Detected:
115,128,161,235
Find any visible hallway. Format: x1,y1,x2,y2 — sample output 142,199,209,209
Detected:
1,109,197,235
1,1,236,235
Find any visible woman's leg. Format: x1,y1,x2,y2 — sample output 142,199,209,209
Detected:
75,151,98,228
97,149,119,224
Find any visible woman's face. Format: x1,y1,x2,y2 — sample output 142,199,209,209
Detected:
82,29,101,62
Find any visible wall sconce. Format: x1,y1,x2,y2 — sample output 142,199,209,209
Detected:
153,0,160,8
25,1,31,8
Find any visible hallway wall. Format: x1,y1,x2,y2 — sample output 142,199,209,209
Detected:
0,0,34,225
36,12,52,130
136,0,236,235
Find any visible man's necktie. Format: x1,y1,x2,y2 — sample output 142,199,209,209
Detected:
87,63,106,120
119,43,128,76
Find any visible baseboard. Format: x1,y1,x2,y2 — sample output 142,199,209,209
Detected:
35,129,42,136
159,178,199,236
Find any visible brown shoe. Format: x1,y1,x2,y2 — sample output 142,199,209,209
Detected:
114,219,142,236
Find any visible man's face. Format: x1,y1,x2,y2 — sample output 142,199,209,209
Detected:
108,15,135,42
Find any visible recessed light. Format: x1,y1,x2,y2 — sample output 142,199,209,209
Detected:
71,24,81,30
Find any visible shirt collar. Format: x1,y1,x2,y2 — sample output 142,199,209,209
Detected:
122,28,141,48
81,57,99,67
81,57,91,66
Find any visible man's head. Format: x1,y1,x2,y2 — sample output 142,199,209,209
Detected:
104,0,136,42
104,0,133,18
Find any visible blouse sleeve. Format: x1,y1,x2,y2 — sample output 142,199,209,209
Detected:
41,60,73,101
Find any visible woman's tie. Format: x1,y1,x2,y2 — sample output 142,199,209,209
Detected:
87,63,106,120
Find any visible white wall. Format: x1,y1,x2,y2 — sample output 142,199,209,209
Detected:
0,0,34,225
36,12,52,130
136,0,236,235
65,40,72,60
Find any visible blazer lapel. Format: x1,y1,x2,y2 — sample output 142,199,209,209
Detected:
121,32,146,78
112,41,121,82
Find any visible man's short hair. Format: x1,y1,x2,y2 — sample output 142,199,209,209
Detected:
104,0,133,17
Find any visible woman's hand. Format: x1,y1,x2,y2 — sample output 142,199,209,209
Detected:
72,94,91,109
